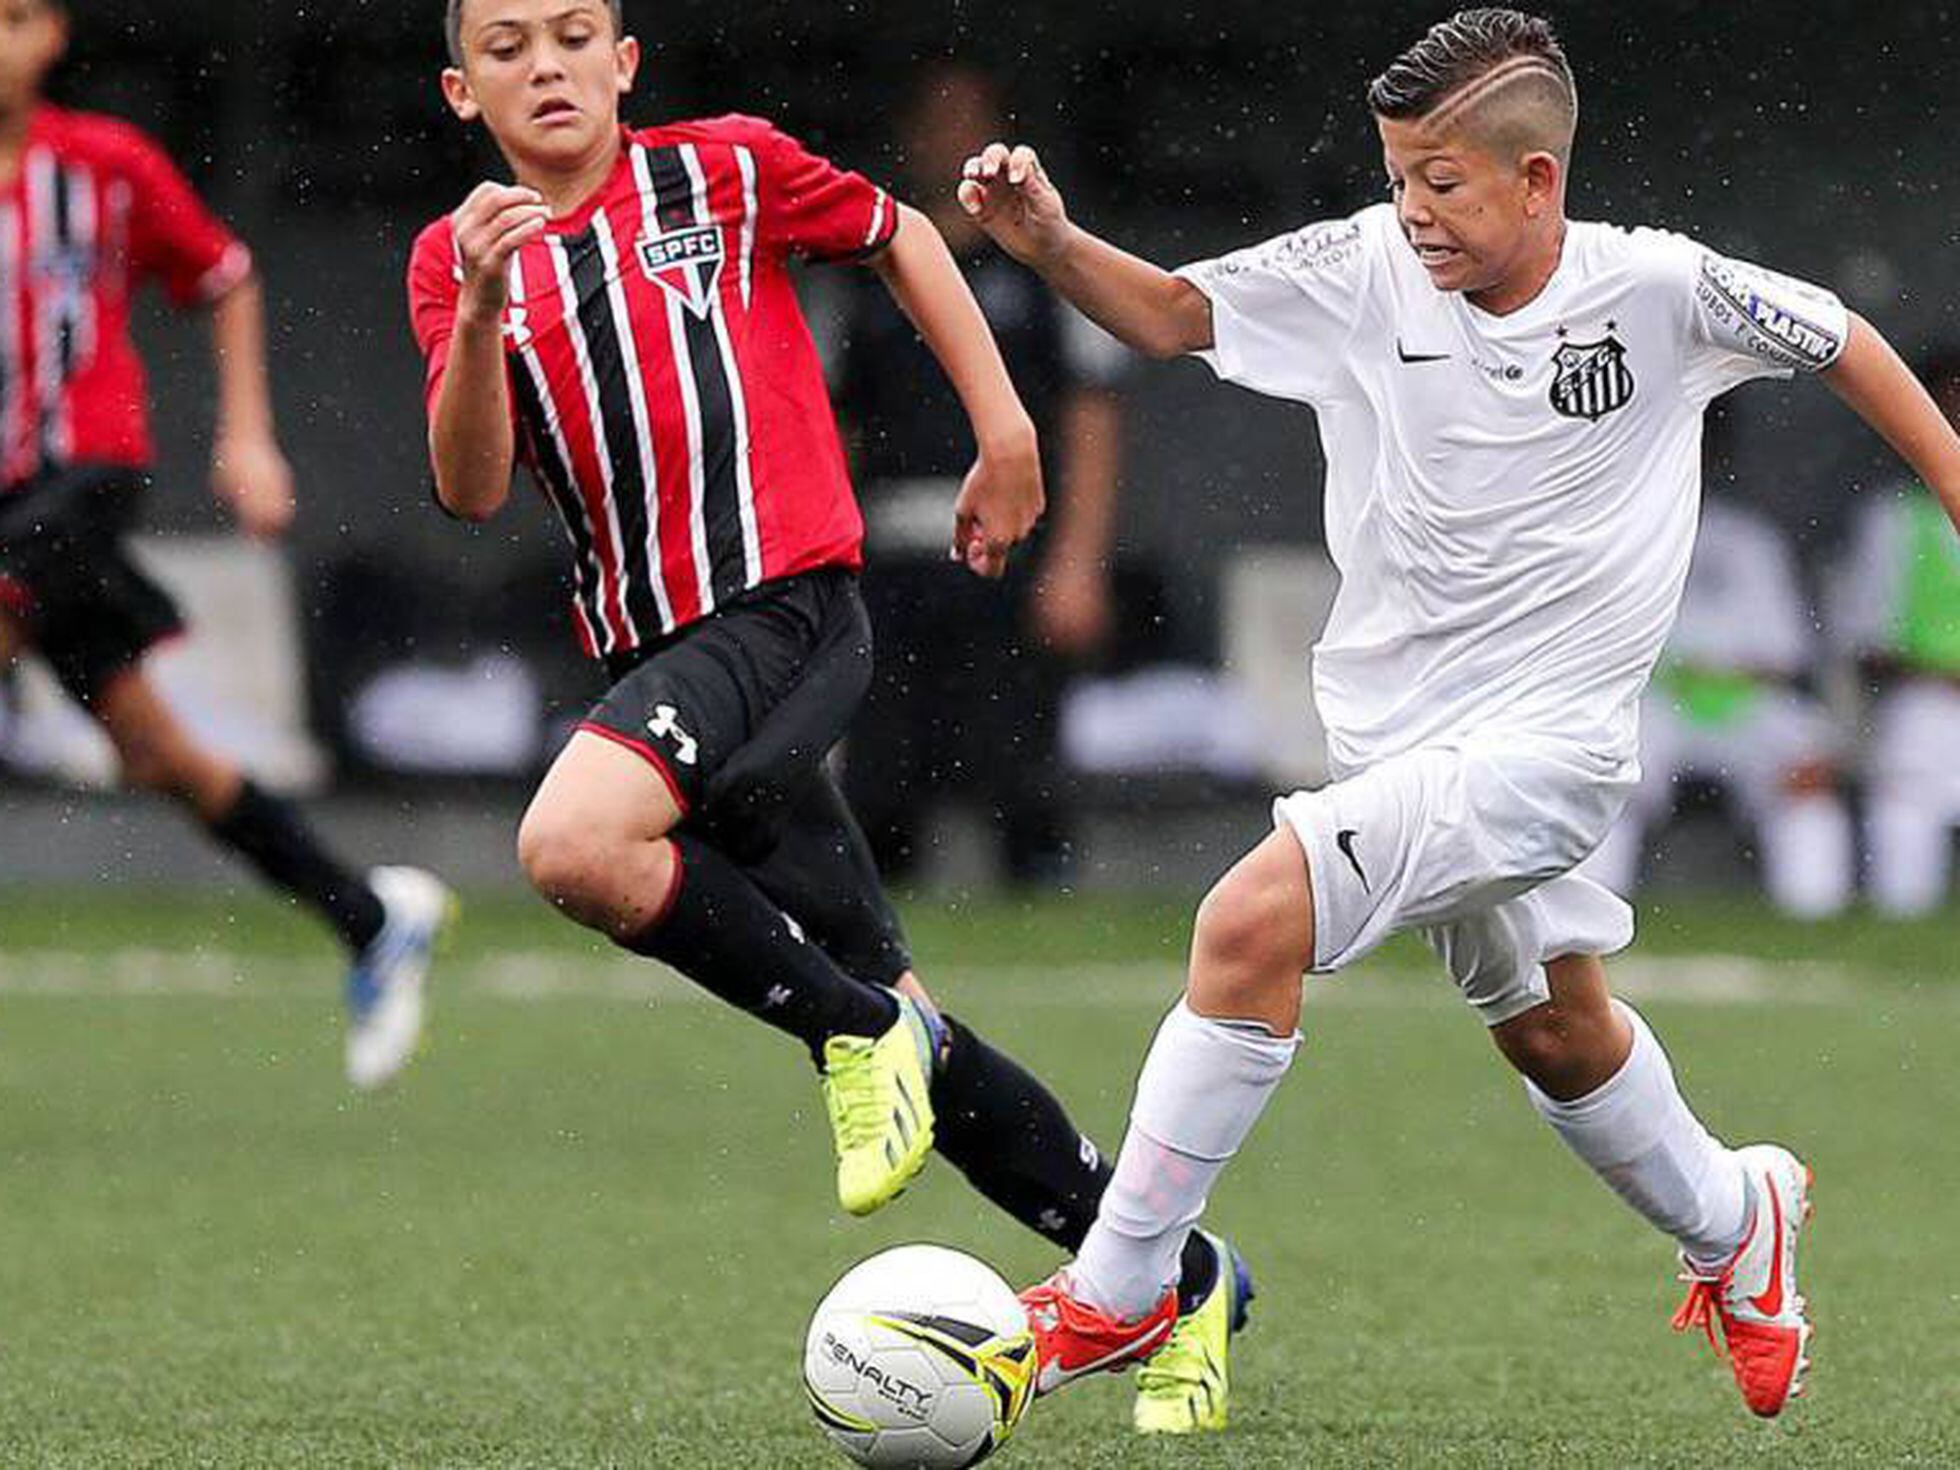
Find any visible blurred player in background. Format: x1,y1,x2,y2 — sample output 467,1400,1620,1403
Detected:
0,0,450,1089
832,63,1128,886
961,5,1960,1421
415,0,1250,1434
1833,349,1960,916
1583,469,1853,918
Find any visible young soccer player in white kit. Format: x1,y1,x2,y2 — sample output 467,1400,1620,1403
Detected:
957,7,1960,1420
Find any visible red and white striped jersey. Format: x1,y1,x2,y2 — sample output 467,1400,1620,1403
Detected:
0,105,252,491
409,115,897,661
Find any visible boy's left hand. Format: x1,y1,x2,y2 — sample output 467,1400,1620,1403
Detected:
213,433,296,540
952,422,1044,578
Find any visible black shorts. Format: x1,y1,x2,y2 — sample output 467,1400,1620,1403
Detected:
581,568,874,857
0,465,182,705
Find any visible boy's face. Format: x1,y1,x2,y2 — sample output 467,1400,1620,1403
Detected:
0,0,67,123
442,0,637,173
1376,113,1558,301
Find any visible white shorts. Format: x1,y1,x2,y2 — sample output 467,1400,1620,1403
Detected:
1274,736,1637,1027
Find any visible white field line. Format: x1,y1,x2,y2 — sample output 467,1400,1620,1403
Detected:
0,948,1917,1008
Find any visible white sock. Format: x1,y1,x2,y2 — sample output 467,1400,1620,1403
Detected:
1071,1000,1299,1320
1524,999,1750,1266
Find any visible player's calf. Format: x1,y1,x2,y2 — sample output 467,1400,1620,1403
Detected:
93,667,240,817
1489,953,1631,1099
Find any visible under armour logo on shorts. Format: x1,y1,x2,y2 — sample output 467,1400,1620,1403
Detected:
646,704,699,765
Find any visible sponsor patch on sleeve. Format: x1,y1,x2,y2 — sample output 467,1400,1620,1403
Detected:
1272,218,1366,275
1695,252,1847,372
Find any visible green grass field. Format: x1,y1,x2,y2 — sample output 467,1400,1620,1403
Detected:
2,888,1957,1467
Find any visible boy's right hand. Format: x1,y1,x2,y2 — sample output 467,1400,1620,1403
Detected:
953,421,1044,579
958,143,1071,268
451,183,551,319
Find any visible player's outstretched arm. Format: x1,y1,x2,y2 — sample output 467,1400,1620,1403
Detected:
1826,313,1960,530
430,182,550,522
870,203,1043,578
958,142,1212,360
208,275,295,540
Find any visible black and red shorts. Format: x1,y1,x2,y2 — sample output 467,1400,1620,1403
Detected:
0,465,182,705
580,567,873,854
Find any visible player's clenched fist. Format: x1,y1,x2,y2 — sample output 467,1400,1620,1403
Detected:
451,181,550,317
958,143,1070,267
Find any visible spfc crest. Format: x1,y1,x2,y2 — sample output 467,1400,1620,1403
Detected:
635,224,724,319
1548,334,1635,422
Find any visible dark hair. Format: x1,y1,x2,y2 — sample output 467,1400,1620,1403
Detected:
445,0,625,66
1367,8,1575,123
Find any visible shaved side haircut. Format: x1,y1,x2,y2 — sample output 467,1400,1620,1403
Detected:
445,0,626,66
1368,8,1578,167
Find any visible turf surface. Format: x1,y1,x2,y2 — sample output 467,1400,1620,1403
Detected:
1,887,1956,1467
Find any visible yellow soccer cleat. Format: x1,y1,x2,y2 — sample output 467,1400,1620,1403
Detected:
1132,1230,1254,1435
823,994,937,1216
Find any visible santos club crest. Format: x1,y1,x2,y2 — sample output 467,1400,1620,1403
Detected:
1548,333,1635,422
635,224,724,319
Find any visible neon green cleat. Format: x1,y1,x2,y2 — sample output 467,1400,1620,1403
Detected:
823,995,937,1216
1132,1230,1254,1435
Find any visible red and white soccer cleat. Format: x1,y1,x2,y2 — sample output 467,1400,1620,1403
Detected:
1019,1271,1180,1397
1671,1143,1814,1418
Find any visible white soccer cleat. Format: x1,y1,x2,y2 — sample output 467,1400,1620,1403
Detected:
344,865,455,1090
1671,1142,1814,1418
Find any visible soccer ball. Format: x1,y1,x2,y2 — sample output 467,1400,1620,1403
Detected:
803,1244,1037,1469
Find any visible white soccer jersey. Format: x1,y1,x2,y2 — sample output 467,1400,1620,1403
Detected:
1178,203,1848,775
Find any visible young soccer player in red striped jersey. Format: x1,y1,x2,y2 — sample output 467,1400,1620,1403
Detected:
412,0,1253,1431
0,0,451,1090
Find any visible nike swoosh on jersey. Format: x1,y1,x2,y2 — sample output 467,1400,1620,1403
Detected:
1395,339,1451,364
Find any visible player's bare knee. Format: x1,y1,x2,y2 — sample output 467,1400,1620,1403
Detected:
1191,875,1304,1007
517,808,612,917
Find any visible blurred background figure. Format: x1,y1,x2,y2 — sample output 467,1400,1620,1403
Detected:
1584,421,1853,918
829,62,1130,887
1832,349,1960,917
0,0,449,1088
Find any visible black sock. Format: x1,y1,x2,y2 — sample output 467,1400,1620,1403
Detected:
1174,1230,1219,1315
206,780,384,953
930,1014,1219,1308
625,831,898,1062
929,1012,1113,1247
